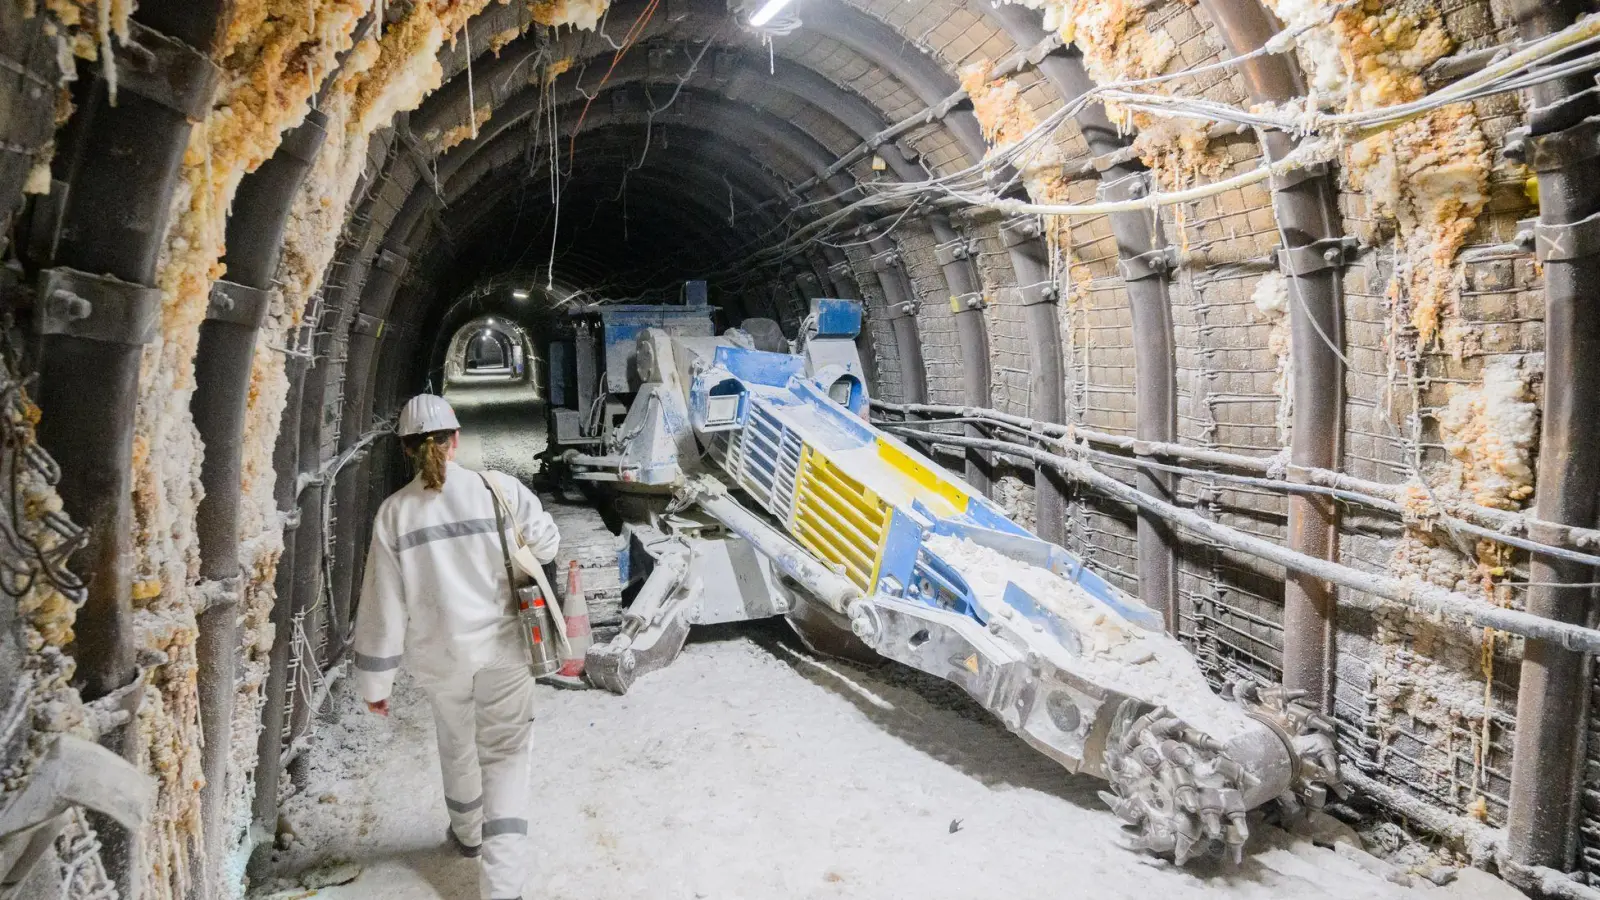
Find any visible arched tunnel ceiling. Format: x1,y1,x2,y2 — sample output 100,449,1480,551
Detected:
338,0,1079,350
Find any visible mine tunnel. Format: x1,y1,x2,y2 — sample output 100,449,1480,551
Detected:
0,0,1597,898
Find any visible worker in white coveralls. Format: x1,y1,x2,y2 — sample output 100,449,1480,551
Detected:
352,393,560,900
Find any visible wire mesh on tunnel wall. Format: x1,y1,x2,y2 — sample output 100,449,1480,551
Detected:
0,347,118,897
1032,9,1541,849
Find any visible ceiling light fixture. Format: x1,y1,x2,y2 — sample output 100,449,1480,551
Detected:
512,289,530,300
748,0,793,28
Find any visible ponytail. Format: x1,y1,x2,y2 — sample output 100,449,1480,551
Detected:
402,429,455,490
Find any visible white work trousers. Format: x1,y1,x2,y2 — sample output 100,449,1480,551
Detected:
425,665,536,900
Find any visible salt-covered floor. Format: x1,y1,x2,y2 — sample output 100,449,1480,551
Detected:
445,376,547,481
251,622,1483,900
257,373,1497,900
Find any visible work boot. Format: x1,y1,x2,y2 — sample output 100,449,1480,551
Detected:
445,826,481,858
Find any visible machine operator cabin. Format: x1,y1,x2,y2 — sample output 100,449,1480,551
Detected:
0,0,1592,898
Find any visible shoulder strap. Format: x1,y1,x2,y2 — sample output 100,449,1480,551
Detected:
482,471,570,651
482,472,526,550
480,473,519,608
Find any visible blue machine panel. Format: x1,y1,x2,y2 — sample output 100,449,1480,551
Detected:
960,497,1033,537
782,379,877,446
907,535,981,620
712,346,805,388
875,509,924,604
1001,582,1084,655
588,304,716,393
811,298,863,338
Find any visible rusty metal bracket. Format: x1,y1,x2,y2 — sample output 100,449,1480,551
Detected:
374,246,410,279
1504,115,1600,173
999,215,1043,248
869,248,902,272
353,312,385,338
277,111,328,165
950,292,988,314
1018,280,1060,307
884,299,921,320
1532,209,1600,263
827,260,854,279
196,575,242,614
35,267,160,345
934,238,975,266
82,658,156,738
1118,245,1179,282
1277,235,1360,276
1527,85,1600,136
205,280,273,328
1096,170,1153,204
111,21,221,121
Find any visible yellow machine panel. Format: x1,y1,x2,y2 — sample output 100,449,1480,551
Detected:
790,446,892,591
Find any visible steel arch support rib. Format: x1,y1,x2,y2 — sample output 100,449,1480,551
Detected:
1504,0,1600,871
1195,0,1347,702
985,2,1181,620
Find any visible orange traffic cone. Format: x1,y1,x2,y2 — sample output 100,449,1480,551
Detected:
545,560,591,689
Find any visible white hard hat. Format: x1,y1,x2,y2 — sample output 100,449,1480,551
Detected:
398,394,460,437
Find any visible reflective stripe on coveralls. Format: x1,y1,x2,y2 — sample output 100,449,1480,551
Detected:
396,517,500,550
353,461,559,699
352,460,559,900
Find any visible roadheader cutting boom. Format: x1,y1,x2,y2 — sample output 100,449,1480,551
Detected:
549,291,1341,865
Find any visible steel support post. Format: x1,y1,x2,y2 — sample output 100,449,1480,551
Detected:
331,276,400,651
1505,0,1600,869
986,2,1185,627
33,17,219,893
1092,171,1182,632
191,111,324,897
868,237,928,404
1000,216,1069,546
247,353,305,876
931,216,995,497
1195,0,1349,706
39,22,216,707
